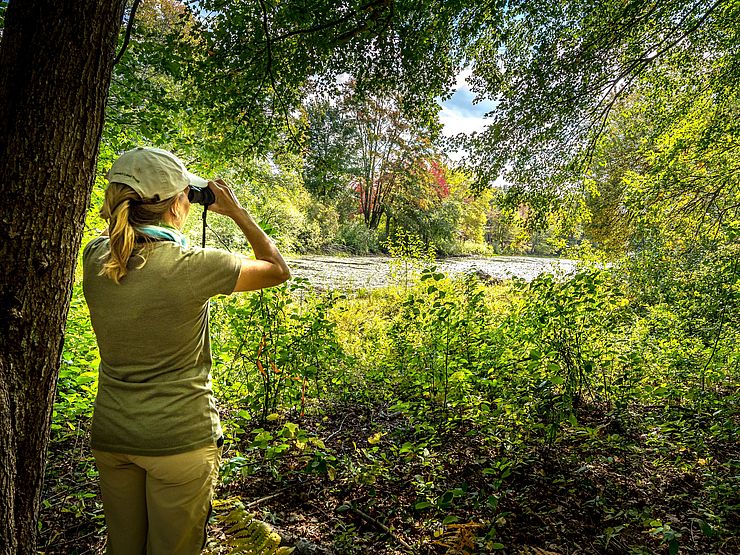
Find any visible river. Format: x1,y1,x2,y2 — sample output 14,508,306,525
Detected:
285,255,576,290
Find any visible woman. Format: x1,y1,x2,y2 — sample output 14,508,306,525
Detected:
82,147,290,554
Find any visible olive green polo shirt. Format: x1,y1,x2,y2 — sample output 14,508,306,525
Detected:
82,237,242,456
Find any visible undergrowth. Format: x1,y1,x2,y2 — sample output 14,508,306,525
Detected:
40,263,740,554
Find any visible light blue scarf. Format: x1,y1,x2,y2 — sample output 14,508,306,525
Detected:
136,225,189,248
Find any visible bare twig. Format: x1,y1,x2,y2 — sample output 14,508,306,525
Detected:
244,487,290,508
579,0,725,171
266,0,388,43
324,413,349,443
699,256,737,393
256,0,301,149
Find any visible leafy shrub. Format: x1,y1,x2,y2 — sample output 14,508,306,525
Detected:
295,200,340,253
210,280,347,424
334,219,381,254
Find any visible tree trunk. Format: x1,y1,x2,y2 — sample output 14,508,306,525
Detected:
0,1,126,552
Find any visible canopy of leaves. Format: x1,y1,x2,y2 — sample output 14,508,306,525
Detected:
579,1,740,252
104,0,740,253
463,0,738,199
182,0,491,154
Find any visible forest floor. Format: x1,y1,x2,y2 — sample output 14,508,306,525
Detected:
39,394,739,555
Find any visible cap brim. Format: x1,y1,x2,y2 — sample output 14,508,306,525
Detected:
186,171,208,188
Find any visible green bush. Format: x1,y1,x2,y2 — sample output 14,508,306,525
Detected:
334,219,381,254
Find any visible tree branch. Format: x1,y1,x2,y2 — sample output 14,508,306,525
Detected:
578,0,725,173
113,0,142,66
266,0,389,43
257,0,303,149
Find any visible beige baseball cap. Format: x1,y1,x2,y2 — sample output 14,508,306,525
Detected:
106,147,208,200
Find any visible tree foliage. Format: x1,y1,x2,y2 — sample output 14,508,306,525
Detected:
302,98,358,198
464,0,738,198
181,0,481,154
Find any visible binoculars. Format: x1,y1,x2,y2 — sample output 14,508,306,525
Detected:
188,185,215,206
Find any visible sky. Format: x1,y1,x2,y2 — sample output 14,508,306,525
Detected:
438,69,496,161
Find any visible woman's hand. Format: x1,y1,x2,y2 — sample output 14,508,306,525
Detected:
206,179,244,219
204,178,291,290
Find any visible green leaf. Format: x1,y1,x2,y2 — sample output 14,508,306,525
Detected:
698,520,715,537
439,491,455,506
281,421,299,438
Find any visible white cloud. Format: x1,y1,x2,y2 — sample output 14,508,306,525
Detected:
439,104,490,137
439,69,495,138
439,70,509,189
455,67,474,90
438,69,494,161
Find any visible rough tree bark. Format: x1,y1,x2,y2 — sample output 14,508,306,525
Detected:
0,1,126,552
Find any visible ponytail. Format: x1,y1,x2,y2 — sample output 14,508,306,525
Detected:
98,182,179,283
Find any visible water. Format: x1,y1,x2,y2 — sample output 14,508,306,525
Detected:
286,255,576,290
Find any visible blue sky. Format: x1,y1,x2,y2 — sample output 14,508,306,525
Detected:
438,69,508,186
438,69,496,159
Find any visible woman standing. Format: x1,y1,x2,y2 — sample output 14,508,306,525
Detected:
82,147,290,554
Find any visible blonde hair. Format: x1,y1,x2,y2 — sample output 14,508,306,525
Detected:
99,182,179,283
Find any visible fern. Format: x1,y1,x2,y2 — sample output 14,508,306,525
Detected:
431,521,483,555
208,498,294,555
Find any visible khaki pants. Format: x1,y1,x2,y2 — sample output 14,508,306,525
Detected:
93,443,222,555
